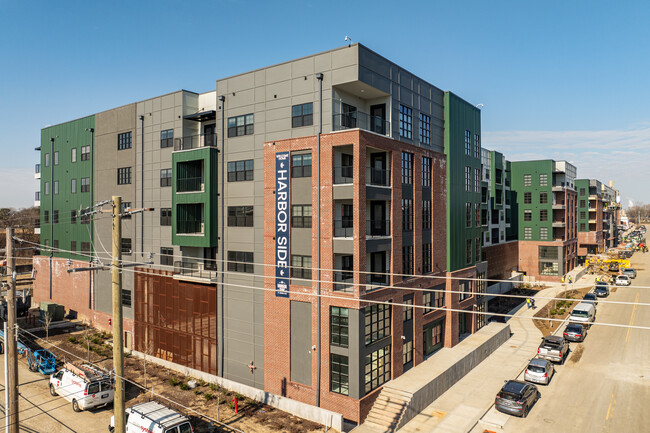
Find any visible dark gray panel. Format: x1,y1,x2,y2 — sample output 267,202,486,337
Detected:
291,301,312,386
366,186,392,201
402,186,413,200
402,233,413,248
366,238,391,253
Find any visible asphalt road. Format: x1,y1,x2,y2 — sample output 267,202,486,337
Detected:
0,347,113,432
501,251,650,432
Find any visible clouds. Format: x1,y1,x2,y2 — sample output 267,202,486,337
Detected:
0,168,38,209
483,126,650,207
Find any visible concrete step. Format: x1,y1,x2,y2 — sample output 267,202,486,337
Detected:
382,388,413,399
364,414,398,430
371,400,406,412
366,409,400,423
362,419,393,432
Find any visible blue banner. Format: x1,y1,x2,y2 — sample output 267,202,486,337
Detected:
275,152,290,297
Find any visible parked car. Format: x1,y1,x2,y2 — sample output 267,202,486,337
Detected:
569,302,596,325
537,335,569,363
583,292,599,306
50,362,114,412
622,268,637,279
495,380,539,417
563,323,588,342
524,358,555,385
615,275,631,286
109,401,193,433
594,285,609,297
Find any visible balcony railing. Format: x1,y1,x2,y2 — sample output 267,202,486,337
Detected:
367,219,390,236
177,219,204,234
177,177,204,193
334,220,354,237
173,133,217,151
332,112,390,136
367,167,391,187
366,273,389,286
333,165,353,184
173,260,216,280
333,271,354,293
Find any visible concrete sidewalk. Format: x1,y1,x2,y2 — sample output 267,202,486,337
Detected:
397,274,596,433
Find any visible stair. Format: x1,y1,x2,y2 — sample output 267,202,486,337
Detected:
359,387,413,432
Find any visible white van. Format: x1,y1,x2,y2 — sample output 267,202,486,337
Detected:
49,362,114,412
109,401,193,433
569,302,596,325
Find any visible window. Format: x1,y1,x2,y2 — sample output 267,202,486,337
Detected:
227,159,254,182
465,166,471,191
43,210,49,223
330,354,349,396
53,181,59,195
399,105,412,139
523,210,533,222
54,151,59,165
364,304,391,345
121,238,132,255
402,245,413,277
524,227,532,240
81,145,90,161
540,209,548,221
403,340,413,366
474,134,480,158
81,242,91,254
160,208,172,226
71,148,77,163
422,243,432,273
160,169,172,187
580,223,586,231
423,320,444,356
121,202,132,219
465,130,471,156
475,168,480,192
475,203,480,227
291,255,312,280
365,346,391,393
580,188,586,196
161,129,173,148
422,157,432,187
539,174,548,186
122,289,131,307
475,237,481,262
44,153,49,167
580,211,586,219
402,199,413,231
71,179,76,194
466,202,472,228
341,103,357,128
540,227,549,240
71,210,77,224
540,192,548,204
402,152,413,184
459,280,471,301
227,114,254,137
117,167,132,185
81,177,90,192
160,247,174,266
523,174,532,187
580,200,586,208
291,154,312,178
292,103,313,127
341,204,353,231
292,205,312,228
422,200,431,230
403,297,413,322
227,251,254,273
466,239,472,264
228,206,253,227
330,306,349,347
70,241,76,252
81,211,90,224
44,181,49,195
53,210,59,224
118,132,132,150
423,286,445,311
53,240,59,250
419,113,430,145
524,192,532,204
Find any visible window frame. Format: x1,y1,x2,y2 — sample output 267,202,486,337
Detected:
160,168,172,187
227,251,254,273
291,154,312,178
227,205,254,227
227,159,254,182
160,129,174,148
117,132,132,150
399,105,412,139
117,167,132,185
401,152,413,184
291,103,314,128
160,208,172,226
419,113,430,145
291,204,312,228
330,306,349,348
291,254,312,280
227,114,254,137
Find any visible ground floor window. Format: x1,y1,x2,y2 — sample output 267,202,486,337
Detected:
402,340,413,366
423,320,444,356
365,346,391,394
330,354,349,396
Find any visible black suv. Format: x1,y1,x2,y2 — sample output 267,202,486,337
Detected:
495,380,539,417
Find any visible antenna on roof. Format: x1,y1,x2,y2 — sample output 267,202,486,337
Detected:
345,35,352,47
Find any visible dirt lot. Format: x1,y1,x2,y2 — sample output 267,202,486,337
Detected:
24,326,325,433
487,284,547,318
532,286,592,335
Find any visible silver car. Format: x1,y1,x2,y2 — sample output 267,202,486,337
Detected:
524,358,555,385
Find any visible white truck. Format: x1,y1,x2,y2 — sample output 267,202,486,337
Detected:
49,362,114,412
109,401,193,433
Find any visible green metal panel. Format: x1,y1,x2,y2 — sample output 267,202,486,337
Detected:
40,116,95,260
575,179,590,232
172,147,219,247
510,160,554,242
444,92,483,271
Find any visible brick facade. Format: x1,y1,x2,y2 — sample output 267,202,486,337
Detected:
483,241,519,280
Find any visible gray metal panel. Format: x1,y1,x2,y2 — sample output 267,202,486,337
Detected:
291,301,312,386
366,186,392,201
333,238,354,254
291,228,312,256
333,184,354,201
366,238,392,253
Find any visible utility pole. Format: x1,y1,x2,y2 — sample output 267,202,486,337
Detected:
6,228,19,433
111,196,126,433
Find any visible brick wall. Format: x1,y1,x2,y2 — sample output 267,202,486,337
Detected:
483,241,519,280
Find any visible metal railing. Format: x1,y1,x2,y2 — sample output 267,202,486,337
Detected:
333,271,354,293
332,112,390,136
177,177,204,193
176,220,204,234
333,220,354,237
173,133,217,151
367,219,390,236
366,273,389,286
173,260,217,279
367,167,391,186
333,165,353,184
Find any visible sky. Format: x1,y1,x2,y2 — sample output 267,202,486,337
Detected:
1,0,649,209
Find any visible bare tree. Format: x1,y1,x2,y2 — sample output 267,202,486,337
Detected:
44,311,54,340
143,341,155,389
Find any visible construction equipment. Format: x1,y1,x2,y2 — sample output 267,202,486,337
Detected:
26,348,56,375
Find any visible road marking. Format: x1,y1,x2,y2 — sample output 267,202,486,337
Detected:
605,393,616,420
625,293,640,344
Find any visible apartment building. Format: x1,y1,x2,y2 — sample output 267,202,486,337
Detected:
33,44,486,424
576,179,621,256
510,160,578,281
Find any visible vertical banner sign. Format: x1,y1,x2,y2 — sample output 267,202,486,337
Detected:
275,152,290,297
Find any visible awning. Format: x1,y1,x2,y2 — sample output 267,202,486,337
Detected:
183,110,216,122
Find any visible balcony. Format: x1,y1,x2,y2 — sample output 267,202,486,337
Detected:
333,271,354,293
334,220,354,238
366,273,389,289
34,164,40,179
333,165,353,184
367,219,390,237
333,111,390,136
552,220,566,228
177,219,204,235
367,167,391,187
173,260,217,282
173,133,217,151
34,191,40,207
177,176,204,193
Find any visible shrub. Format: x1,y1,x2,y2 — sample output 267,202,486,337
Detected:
194,389,202,396
169,377,181,386
91,336,103,345
68,336,78,344
197,379,206,387
228,400,235,409
550,309,557,316
204,392,214,401
209,383,218,392
180,383,189,391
